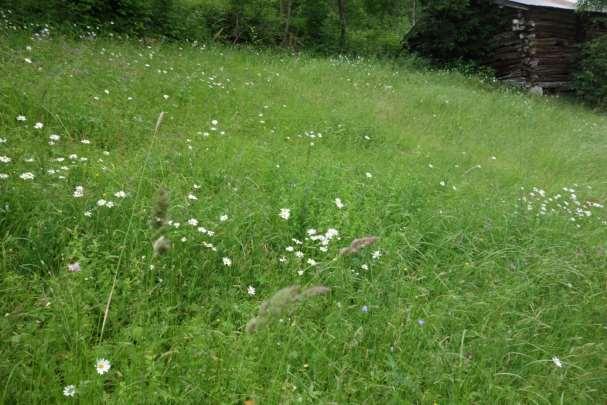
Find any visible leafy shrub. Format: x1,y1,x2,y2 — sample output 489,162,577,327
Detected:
574,35,607,108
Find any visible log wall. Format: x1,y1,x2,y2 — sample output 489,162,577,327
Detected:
486,5,606,93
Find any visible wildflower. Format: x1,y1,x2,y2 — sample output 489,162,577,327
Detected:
417,319,426,327
67,262,81,273
163,94,169,100
279,208,290,220
285,246,294,252
0,156,11,163
440,181,446,187
95,358,111,375
307,258,318,266
361,264,369,270
335,198,345,209
247,286,256,296
307,228,317,236
73,186,84,198
49,134,60,141
16,115,27,122
219,214,228,222
0,174,8,179
187,218,199,226
114,191,127,198
222,257,232,267
34,122,44,129
19,172,35,180
63,385,76,397
24,58,32,64
211,119,218,126
0,138,6,144
361,305,369,313
105,201,115,208
294,251,304,258
84,210,92,217
279,256,287,263
552,356,563,368
187,193,198,200
80,139,91,144
365,172,373,178
96,199,107,207
372,250,382,260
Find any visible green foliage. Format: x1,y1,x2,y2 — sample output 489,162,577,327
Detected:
0,0,411,55
574,34,607,108
406,0,508,65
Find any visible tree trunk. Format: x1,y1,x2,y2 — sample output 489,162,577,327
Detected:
337,0,347,50
281,0,293,47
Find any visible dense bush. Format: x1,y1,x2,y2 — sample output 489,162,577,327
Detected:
405,0,508,65
574,34,607,108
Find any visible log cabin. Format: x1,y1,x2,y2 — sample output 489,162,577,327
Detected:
409,0,607,93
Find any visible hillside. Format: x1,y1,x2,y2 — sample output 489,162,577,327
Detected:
1,31,607,403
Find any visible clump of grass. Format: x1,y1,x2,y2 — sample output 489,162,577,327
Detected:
246,285,331,333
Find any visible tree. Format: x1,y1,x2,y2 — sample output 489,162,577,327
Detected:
337,0,347,50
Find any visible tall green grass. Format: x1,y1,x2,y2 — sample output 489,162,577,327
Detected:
1,28,606,403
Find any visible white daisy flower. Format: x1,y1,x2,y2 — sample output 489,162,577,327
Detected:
16,115,27,122
372,250,382,260
96,199,107,207
335,198,345,209
222,257,232,267
219,214,228,222
34,122,44,129
187,193,198,200
279,208,290,220
187,218,198,226
95,358,111,375
0,156,11,163
114,191,127,198
247,285,256,296
63,385,76,397
19,172,35,180
552,356,563,368
73,186,84,198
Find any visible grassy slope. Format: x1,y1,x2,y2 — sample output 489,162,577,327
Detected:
1,31,606,403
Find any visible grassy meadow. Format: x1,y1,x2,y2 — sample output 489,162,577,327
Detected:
1,25,607,404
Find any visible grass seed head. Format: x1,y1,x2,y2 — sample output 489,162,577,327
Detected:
153,235,171,256
151,188,169,229
339,236,379,256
